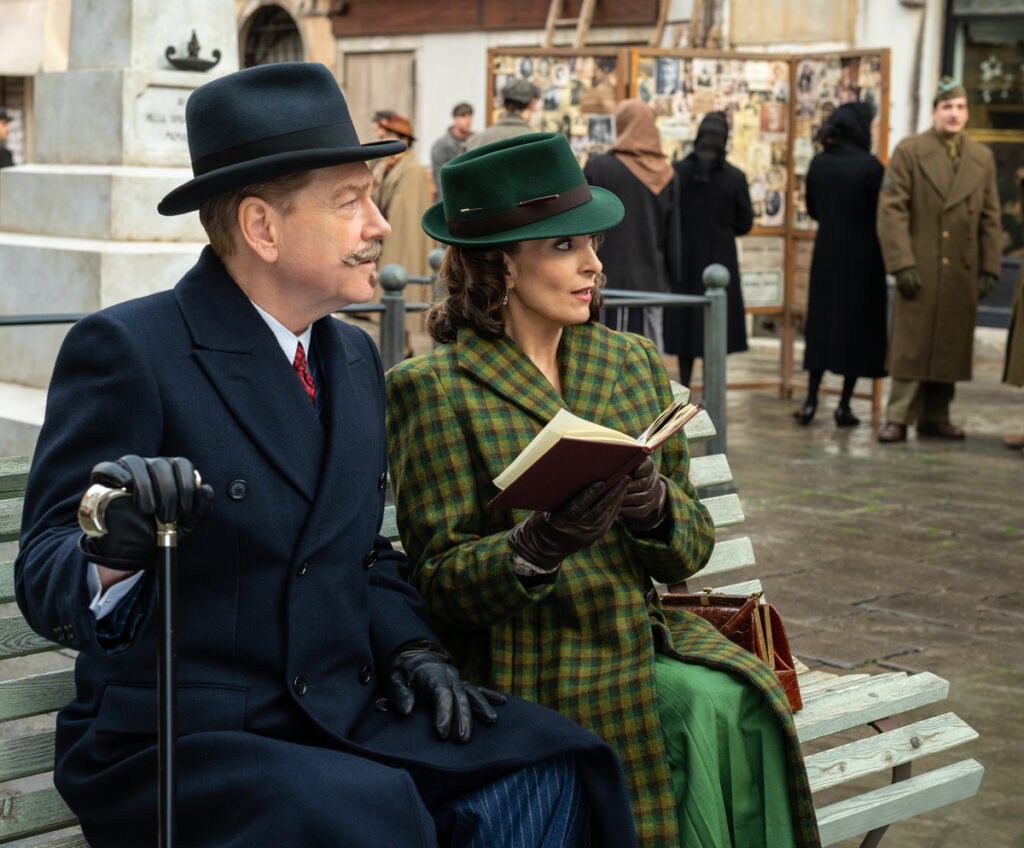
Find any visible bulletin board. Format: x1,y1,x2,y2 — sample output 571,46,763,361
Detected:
631,50,792,320
485,47,629,168
628,47,889,401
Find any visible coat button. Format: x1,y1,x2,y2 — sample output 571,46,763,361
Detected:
297,560,309,576
378,471,387,491
942,230,950,238
359,665,372,685
363,551,378,569
292,675,308,696
227,479,248,500
942,257,950,265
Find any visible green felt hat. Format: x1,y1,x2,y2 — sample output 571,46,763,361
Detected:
422,132,624,247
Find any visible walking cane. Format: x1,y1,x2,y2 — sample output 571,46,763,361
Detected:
79,478,194,848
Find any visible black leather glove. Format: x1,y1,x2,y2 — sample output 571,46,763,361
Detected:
619,457,668,534
384,641,507,743
507,478,630,569
894,267,920,300
80,455,214,571
978,272,998,300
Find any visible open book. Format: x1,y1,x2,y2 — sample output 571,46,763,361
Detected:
488,397,701,511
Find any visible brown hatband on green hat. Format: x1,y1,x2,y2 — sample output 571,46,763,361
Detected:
933,76,967,106
422,132,624,247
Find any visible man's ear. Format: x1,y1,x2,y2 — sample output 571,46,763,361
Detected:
237,196,279,264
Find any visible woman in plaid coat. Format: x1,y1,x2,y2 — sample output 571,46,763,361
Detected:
387,134,819,848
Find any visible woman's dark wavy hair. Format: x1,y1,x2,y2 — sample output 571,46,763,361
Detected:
427,239,606,344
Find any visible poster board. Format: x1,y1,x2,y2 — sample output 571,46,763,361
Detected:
631,49,793,312
485,47,628,168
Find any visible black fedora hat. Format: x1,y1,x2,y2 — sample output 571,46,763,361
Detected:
158,62,405,216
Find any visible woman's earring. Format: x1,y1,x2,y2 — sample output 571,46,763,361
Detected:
502,291,509,307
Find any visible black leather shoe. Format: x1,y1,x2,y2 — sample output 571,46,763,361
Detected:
834,406,860,427
877,422,907,443
793,401,816,425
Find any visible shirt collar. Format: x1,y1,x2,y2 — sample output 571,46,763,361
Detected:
248,300,313,364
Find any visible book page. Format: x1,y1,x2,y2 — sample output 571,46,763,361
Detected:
637,398,700,447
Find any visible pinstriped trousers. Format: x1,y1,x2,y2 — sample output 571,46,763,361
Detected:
440,753,586,848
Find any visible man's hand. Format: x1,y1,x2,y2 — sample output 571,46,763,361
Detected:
619,457,668,534
978,272,998,300
80,455,214,572
507,478,630,569
384,641,507,743
894,267,920,300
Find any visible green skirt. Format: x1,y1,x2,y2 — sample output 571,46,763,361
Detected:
655,654,799,848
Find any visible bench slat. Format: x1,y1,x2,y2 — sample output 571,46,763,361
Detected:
0,786,79,843
805,712,979,793
794,672,949,742
0,456,30,500
0,732,57,782
0,670,77,722
1,560,14,605
682,408,715,443
696,536,755,578
0,615,58,660
0,498,23,544
816,758,984,846
800,672,909,703
689,454,733,489
21,834,90,848
799,673,872,696
702,493,744,528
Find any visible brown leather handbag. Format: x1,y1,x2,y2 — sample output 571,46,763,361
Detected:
661,589,803,712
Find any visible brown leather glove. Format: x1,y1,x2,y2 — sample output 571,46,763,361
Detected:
619,456,668,534
507,478,630,569
894,267,920,300
978,272,998,300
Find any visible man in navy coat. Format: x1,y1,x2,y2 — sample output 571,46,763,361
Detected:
15,63,637,848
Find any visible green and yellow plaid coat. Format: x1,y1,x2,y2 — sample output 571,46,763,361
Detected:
386,322,819,848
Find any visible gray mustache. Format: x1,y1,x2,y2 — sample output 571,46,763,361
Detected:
345,241,383,266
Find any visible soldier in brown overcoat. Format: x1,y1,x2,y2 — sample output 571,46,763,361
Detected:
876,77,1002,442
1002,171,1024,454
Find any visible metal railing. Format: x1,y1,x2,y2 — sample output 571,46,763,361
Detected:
1,257,730,453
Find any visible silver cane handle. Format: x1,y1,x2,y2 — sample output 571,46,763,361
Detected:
77,471,202,538
78,484,129,537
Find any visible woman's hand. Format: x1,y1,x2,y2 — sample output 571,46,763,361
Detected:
619,457,668,534
508,478,630,569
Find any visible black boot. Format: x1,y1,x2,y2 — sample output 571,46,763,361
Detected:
793,399,816,425
834,405,860,427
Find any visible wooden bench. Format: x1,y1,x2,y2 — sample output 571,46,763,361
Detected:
0,397,984,845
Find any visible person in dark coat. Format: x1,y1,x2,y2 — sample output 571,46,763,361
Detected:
666,111,753,386
584,99,682,351
14,63,638,848
794,102,887,426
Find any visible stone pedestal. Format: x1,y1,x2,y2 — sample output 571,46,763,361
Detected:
0,0,238,455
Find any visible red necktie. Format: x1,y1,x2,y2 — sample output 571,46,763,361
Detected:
292,341,316,406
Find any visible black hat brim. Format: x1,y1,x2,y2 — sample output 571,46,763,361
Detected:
158,139,406,216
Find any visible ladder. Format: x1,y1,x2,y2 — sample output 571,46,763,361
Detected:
543,0,597,48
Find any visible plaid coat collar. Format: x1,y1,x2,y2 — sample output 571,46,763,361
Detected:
455,321,621,424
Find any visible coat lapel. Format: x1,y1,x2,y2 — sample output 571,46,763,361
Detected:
559,323,620,425
917,131,954,200
944,138,986,211
455,323,620,427
175,248,325,500
456,329,565,425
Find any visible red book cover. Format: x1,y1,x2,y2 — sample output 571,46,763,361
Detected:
487,440,651,512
